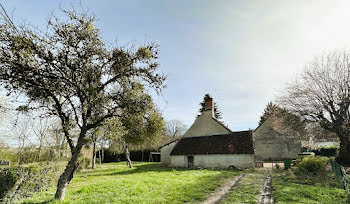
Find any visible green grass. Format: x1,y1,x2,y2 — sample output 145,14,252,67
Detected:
273,171,348,204
222,171,266,204
21,162,241,204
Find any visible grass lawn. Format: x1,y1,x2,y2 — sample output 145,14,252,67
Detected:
272,171,348,204
222,171,266,204
21,162,241,204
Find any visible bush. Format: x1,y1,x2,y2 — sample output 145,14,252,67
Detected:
0,162,65,203
312,146,339,157
78,157,92,171
0,168,19,199
294,156,328,176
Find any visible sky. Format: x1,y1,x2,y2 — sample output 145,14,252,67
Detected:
2,0,350,132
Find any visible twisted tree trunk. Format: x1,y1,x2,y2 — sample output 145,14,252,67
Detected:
55,130,86,200
54,146,81,200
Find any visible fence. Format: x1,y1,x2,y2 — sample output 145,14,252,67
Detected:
329,158,350,193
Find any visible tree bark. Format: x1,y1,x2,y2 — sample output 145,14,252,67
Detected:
54,145,81,200
55,129,87,200
336,134,350,165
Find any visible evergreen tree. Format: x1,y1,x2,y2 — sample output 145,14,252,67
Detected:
258,102,279,126
198,94,223,121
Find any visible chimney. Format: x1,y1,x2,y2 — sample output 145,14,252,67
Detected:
204,97,213,110
204,97,215,118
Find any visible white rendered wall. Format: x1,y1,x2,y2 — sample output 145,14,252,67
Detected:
170,155,186,167
171,154,254,169
160,142,177,166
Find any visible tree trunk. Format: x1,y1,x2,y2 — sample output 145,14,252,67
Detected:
125,145,132,168
55,128,87,200
102,147,104,163
336,135,350,165
141,149,144,162
92,138,96,169
37,144,42,162
98,149,102,164
54,145,81,200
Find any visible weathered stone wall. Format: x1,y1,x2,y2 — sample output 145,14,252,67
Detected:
170,154,254,168
254,138,301,160
160,142,176,166
254,119,301,160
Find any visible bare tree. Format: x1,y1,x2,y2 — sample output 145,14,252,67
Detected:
267,106,307,141
165,119,187,140
8,113,33,165
279,50,350,164
32,117,51,161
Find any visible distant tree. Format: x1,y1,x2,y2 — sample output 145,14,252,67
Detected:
104,83,165,168
165,119,187,140
32,117,52,161
8,113,33,165
258,102,279,126
279,50,350,164
198,94,222,120
268,107,307,141
0,7,165,200
91,128,101,169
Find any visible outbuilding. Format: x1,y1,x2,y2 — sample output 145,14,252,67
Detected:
160,97,255,168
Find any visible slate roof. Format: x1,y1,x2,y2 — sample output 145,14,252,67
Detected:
170,131,254,155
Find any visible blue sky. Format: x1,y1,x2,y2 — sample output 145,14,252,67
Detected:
2,0,350,131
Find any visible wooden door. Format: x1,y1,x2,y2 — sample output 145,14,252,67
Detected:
187,156,194,168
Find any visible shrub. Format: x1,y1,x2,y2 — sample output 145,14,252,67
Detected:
78,157,92,171
0,168,19,199
294,156,328,176
312,146,339,157
0,162,65,203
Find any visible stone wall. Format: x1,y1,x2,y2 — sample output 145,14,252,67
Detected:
254,119,301,160
254,138,301,160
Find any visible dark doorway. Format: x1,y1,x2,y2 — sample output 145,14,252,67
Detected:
187,156,194,168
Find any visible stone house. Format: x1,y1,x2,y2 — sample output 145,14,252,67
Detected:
160,97,255,168
253,118,301,160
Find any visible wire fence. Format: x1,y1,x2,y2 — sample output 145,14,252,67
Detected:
329,158,350,193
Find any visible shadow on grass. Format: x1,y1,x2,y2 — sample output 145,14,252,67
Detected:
90,163,236,177
21,163,241,204
22,199,53,204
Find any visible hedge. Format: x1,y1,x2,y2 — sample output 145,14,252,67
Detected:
98,149,160,163
312,146,338,157
0,162,65,203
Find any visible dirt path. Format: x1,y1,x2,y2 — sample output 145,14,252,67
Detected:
199,173,246,204
257,175,274,204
